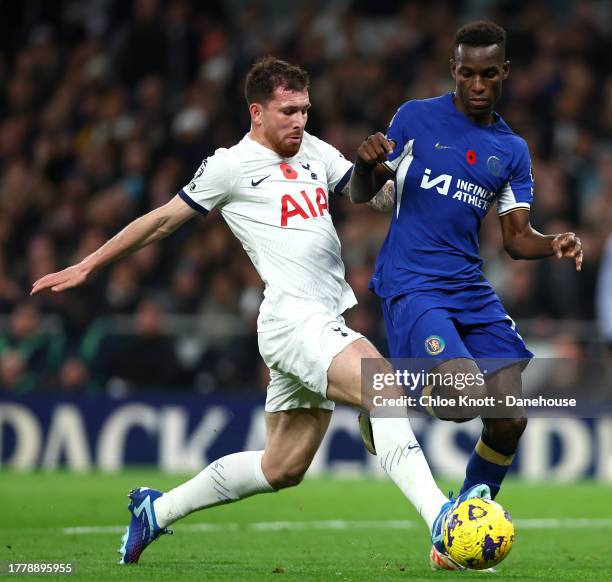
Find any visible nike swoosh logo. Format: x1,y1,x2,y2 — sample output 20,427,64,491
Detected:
434,142,455,150
251,175,270,187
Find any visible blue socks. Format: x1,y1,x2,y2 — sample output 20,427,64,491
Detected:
459,436,514,499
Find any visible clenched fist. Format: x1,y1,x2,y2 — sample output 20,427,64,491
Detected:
551,232,583,271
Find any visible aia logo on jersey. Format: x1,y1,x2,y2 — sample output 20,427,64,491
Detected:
281,188,328,227
280,162,298,179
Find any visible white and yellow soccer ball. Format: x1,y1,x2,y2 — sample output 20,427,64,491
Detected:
443,497,515,570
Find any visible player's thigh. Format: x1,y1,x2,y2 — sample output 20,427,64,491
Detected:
262,408,332,485
326,336,400,410
422,357,487,422
486,362,523,400
462,317,531,419
430,357,487,402
259,313,363,410
399,308,487,419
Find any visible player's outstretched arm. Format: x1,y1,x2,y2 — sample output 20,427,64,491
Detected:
499,209,583,271
31,194,198,295
349,132,394,204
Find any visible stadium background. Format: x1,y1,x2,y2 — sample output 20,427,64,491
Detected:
0,0,611,482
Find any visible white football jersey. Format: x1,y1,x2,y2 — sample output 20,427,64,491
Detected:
180,132,356,330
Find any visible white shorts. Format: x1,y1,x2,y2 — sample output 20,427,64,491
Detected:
258,312,363,412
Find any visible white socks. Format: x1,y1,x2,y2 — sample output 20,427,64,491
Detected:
370,416,448,529
153,450,274,528
152,423,447,533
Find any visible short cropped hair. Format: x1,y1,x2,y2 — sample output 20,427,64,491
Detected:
455,20,506,55
245,57,310,105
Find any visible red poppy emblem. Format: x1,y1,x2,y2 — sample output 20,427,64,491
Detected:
280,162,298,179
466,150,477,165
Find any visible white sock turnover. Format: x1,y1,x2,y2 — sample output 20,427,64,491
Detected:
153,450,274,528
370,416,448,530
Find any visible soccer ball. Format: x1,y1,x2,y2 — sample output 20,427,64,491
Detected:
443,497,515,570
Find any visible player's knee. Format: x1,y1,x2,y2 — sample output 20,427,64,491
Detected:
265,459,309,490
507,416,528,440
362,360,398,412
431,376,488,422
486,417,528,447
455,381,488,413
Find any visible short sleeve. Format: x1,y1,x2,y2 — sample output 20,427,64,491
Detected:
179,149,235,214
383,100,417,174
497,139,534,216
311,137,353,195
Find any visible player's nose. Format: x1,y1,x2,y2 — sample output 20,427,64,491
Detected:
293,111,307,129
472,75,485,93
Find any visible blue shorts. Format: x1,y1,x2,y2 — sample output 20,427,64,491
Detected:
382,286,533,376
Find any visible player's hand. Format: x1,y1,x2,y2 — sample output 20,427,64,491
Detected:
551,232,583,271
31,263,91,295
357,132,396,166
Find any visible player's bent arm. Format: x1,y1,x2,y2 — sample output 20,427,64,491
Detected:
350,132,395,204
350,165,392,204
31,195,198,294
499,209,583,270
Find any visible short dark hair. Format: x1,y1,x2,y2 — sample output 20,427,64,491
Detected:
455,20,506,55
245,57,310,105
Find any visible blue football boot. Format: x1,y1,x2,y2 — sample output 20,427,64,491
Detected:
118,487,172,564
430,483,492,556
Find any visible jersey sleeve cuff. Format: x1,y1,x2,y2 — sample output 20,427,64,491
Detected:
381,160,396,174
334,167,353,196
179,188,210,215
497,202,531,216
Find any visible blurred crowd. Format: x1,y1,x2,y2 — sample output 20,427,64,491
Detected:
0,0,610,395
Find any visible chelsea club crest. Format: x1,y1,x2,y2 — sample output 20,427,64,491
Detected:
487,156,502,176
425,335,446,355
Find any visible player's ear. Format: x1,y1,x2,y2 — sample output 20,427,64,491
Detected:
249,102,264,127
450,58,457,80
502,60,510,80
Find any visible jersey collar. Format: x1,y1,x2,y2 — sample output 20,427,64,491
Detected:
446,93,502,129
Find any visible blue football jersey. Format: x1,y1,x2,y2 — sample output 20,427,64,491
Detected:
370,93,534,299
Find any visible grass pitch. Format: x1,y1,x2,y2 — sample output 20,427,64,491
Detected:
1,471,611,581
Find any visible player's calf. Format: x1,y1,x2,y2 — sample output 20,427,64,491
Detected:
459,418,527,499
262,409,330,489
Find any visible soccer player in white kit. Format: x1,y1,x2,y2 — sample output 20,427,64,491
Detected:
31,57,489,568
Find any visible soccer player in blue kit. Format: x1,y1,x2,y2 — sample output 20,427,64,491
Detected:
350,20,583,570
